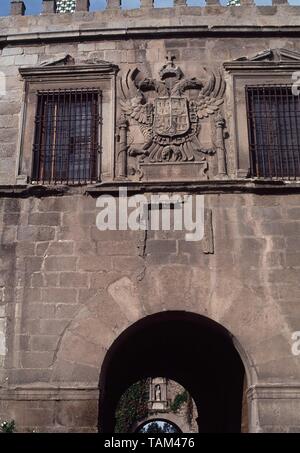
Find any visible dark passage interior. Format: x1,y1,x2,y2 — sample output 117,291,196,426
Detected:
98,311,245,433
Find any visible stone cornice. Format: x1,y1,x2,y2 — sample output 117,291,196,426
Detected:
2,4,300,46
224,61,300,71
248,384,300,400
86,180,300,196
2,25,300,46
0,385,99,401
19,63,119,81
0,180,300,198
2,383,300,401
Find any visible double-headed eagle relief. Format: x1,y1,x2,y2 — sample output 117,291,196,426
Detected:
117,56,227,181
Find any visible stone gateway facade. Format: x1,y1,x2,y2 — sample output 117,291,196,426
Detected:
0,0,300,433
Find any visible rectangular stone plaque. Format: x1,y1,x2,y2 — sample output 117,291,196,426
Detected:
140,161,208,182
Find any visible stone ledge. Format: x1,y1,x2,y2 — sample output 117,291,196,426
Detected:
0,385,99,401
0,180,300,198
0,184,72,197
248,384,300,400
85,180,300,196
19,63,119,79
2,383,300,402
225,60,300,71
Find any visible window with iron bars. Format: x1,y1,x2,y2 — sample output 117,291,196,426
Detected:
32,89,101,184
246,85,300,180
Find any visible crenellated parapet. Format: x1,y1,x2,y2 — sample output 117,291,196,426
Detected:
9,0,294,17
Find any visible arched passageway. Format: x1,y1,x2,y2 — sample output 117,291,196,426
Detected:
99,311,246,433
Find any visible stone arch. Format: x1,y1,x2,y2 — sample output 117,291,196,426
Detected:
50,260,300,434
50,277,145,384
50,276,256,387
98,310,249,433
49,276,260,433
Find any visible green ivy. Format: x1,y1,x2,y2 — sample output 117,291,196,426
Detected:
115,382,194,432
170,390,188,413
114,380,149,433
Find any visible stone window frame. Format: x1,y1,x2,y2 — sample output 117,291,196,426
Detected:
17,61,119,185
223,59,300,179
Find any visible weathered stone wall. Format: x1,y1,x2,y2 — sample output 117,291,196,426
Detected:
167,380,198,433
0,4,299,432
0,5,300,183
0,191,299,431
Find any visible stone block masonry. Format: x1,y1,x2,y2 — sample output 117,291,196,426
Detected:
0,0,300,434
0,190,299,431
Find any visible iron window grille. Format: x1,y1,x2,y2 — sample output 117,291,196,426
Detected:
32,88,101,184
246,85,300,180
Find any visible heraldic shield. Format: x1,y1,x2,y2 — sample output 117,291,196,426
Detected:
154,97,190,137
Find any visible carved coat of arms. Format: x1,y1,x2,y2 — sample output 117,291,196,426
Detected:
154,97,189,137
118,57,227,179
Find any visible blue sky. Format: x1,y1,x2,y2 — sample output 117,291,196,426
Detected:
0,0,299,16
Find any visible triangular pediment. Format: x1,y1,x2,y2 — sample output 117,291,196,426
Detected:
39,55,115,67
235,48,300,62
40,54,75,67
83,57,114,65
